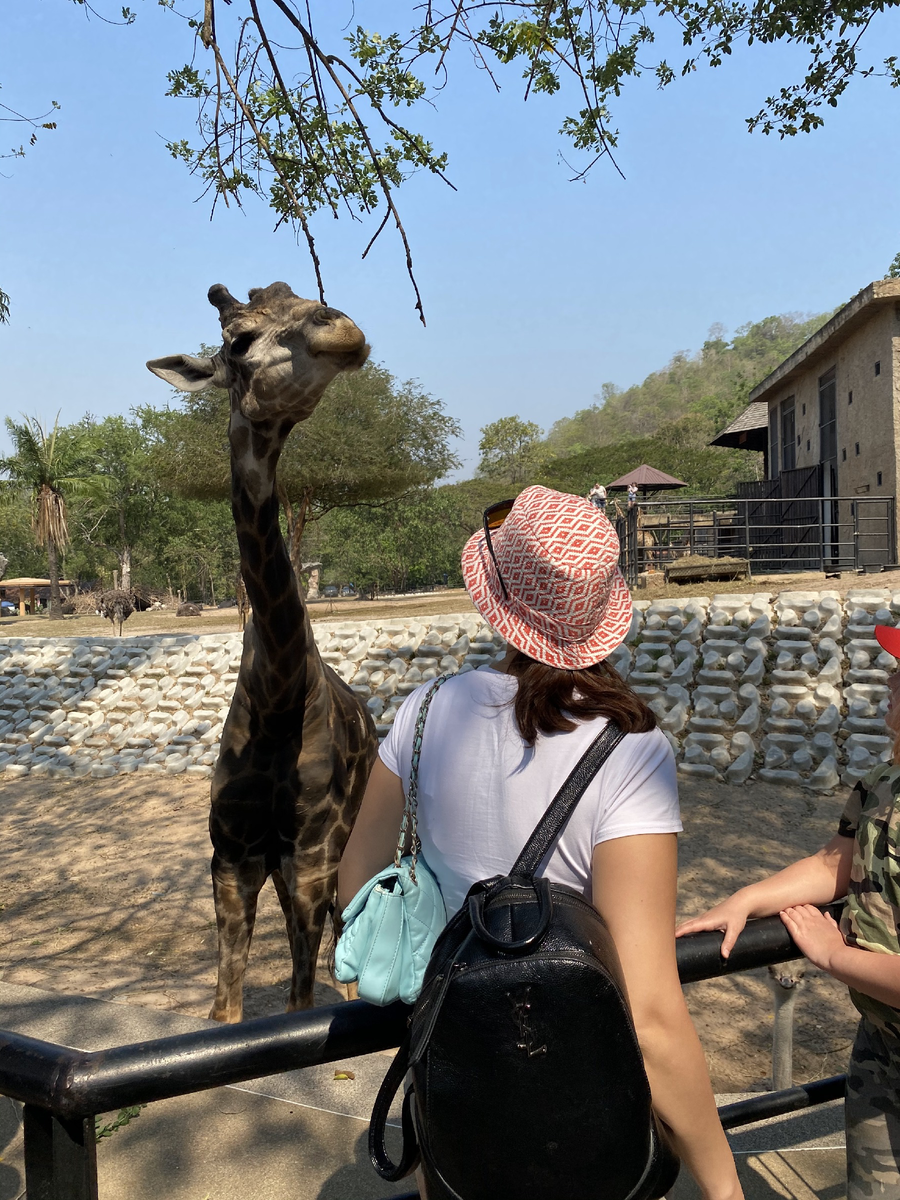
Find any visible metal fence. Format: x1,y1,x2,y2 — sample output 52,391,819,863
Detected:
0,905,848,1200
615,495,896,580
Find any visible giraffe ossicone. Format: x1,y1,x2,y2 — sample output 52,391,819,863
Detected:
148,282,377,1022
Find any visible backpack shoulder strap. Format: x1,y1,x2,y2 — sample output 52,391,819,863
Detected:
369,1033,420,1181
511,721,626,878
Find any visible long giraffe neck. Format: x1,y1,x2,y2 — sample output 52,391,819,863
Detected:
229,404,316,694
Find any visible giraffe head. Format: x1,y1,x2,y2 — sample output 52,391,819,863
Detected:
146,282,370,425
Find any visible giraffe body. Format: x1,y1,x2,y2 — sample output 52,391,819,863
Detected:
148,282,377,1022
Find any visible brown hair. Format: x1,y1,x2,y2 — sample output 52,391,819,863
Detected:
506,650,657,747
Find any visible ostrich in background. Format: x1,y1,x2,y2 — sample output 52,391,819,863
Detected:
97,589,134,636
766,961,807,1090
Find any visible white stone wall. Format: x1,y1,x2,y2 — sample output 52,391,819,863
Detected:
0,589,898,789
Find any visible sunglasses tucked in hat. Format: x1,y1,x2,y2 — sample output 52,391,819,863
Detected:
461,485,633,670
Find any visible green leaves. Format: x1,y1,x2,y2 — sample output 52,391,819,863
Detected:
0,413,103,564
155,0,896,309
6,2,891,313
478,416,546,484
149,360,461,522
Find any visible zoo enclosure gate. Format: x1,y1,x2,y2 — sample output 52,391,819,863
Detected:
0,907,847,1200
615,495,896,588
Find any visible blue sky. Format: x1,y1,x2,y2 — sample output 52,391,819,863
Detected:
2,2,899,477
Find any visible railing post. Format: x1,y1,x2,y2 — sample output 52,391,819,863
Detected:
819,496,825,570
23,1105,98,1200
853,501,860,570
743,501,751,578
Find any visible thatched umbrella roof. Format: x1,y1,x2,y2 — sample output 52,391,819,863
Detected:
1,577,73,588
606,465,688,496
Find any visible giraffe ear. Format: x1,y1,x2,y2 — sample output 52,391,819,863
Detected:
146,353,228,392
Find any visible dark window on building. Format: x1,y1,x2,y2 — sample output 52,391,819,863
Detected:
802,403,806,415
842,448,847,461
875,362,881,376
848,391,853,404
781,397,796,471
878,471,883,486
855,443,860,455
819,367,838,495
806,440,810,451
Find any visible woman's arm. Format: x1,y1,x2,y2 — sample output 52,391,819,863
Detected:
674,834,854,957
337,759,406,911
593,834,742,1200
780,904,900,1008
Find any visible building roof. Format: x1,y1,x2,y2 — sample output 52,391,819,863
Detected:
607,464,688,490
709,401,769,451
750,279,900,406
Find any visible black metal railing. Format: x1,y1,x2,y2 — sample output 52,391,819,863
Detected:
615,495,895,577
0,903,847,1200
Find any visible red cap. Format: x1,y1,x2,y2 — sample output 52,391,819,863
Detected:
874,625,900,657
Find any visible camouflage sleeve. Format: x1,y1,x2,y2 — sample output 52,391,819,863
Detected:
838,781,867,838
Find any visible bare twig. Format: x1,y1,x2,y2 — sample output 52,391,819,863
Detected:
268,0,429,323
205,33,326,301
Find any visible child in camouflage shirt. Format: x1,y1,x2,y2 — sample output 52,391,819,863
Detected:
677,625,900,1200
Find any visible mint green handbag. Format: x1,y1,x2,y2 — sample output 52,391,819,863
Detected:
335,676,450,1006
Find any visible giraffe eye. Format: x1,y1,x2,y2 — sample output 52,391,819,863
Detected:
230,331,259,357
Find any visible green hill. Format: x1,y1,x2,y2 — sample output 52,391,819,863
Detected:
536,311,830,498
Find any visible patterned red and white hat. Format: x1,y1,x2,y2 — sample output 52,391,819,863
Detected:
461,485,634,670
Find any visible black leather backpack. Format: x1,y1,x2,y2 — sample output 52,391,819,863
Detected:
369,721,680,1200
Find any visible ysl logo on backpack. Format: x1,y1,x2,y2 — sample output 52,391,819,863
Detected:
509,987,547,1057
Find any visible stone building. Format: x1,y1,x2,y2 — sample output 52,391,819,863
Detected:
752,279,900,495
712,279,900,567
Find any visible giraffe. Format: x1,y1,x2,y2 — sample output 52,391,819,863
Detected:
147,282,378,1022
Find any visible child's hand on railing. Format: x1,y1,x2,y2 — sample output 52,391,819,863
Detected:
675,894,755,959
779,904,846,973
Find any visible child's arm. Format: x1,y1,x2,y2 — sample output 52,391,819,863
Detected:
675,834,854,958
781,905,900,1009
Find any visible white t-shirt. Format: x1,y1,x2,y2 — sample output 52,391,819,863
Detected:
379,670,681,917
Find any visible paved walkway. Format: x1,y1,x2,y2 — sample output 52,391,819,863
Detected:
0,982,847,1199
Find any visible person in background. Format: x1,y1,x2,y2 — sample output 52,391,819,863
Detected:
676,623,900,1200
340,485,744,1200
589,482,607,515
628,482,639,509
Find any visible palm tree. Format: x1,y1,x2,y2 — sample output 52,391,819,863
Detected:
0,415,88,619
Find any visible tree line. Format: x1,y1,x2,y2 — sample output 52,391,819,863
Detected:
0,309,829,610
0,362,464,615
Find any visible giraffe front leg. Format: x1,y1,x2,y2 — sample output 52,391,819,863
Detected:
209,853,267,1023
284,890,333,1011
275,859,335,1011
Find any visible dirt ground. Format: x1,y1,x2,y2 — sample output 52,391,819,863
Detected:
0,589,479,640
6,568,900,641
633,565,900,601
0,772,857,1093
